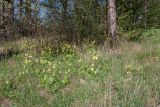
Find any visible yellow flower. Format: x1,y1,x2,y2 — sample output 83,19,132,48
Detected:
48,61,52,65
40,59,47,64
125,64,132,69
155,57,159,62
65,71,67,74
28,55,32,58
78,59,82,63
93,55,99,60
25,54,29,56
91,64,95,67
41,51,45,55
47,68,51,72
6,81,9,84
91,67,94,71
126,71,130,75
64,44,71,48
52,64,56,69
24,59,31,64
94,70,97,74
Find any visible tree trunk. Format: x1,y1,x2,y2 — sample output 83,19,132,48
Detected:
34,0,38,18
19,0,23,20
2,0,5,24
0,0,5,28
144,0,148,28
61,0,68,35
25,0,32,36
25,0,31,21
107,0,117,48
10,0,14,22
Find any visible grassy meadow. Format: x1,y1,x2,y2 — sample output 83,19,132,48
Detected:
0,29,160,107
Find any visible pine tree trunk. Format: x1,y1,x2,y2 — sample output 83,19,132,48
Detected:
19,0,23,20
61,0,68,35
25,0,31,22
144,0,148,28
107,0,117,48
10,1,14,22
2,0,5,25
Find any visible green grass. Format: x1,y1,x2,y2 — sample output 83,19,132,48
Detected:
0,31,160,107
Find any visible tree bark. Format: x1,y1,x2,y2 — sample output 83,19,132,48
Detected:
107,0,117,48
2,0,6,23
144,0,148,28
25,0,31,21
61,0,68,35
19,0,23,20
10,0,14,22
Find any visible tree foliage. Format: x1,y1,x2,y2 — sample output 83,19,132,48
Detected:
0,0,160,42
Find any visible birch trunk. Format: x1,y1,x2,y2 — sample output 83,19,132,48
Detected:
107,0,117,48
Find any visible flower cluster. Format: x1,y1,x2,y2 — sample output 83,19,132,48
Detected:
125,64,144,74
24,53,32,64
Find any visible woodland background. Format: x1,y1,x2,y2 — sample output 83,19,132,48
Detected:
0,0,160,43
